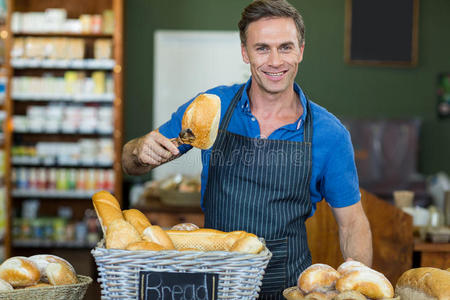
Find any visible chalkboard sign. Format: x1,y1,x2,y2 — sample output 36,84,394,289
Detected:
345,0,419,66
139,271,219,300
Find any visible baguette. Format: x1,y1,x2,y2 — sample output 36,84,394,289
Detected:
0,257,40,287
142,225,175,250
123,209,151,235
395,267,450,300
126,241,166,251
106,219,142,249
92,190,123,235
165,228,264,254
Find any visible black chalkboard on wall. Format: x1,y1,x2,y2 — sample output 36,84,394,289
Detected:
345,0,419,67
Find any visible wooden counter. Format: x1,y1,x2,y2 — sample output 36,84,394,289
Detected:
414,238,450,269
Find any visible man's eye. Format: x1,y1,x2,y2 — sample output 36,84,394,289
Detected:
256,47,268,51
280,45,292,51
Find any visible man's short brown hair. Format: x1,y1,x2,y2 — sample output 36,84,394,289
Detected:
238,0,305,47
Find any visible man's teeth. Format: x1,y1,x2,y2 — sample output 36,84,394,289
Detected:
266,71,284,76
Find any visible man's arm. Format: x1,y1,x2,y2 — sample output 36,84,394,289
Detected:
122,130,180,175
330,201,373,267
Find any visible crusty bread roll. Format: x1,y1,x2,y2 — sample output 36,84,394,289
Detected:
337,261,367,275
126,241,166,251
298,264,340,293
180,93,221,149
336,267,394,299
171,223,199,231
165,229,264,254
25,282,53,288
283,286,305,300
0,257,40,287
395,267,450,300
0,278,13,291
334,290,367,300
92,190,123,235
123,209,151,235
46,262,78,285
106,219,142,249
304,291,337,300
142,225,175,250
29,254,75,281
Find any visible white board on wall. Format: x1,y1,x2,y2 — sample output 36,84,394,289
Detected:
153,30,250,180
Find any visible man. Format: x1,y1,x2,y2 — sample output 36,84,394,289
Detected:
123,0,372,298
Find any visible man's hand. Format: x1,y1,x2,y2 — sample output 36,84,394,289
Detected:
331,201,373,267
122,131,180,175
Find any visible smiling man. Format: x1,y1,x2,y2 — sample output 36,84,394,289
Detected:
122,0,372,299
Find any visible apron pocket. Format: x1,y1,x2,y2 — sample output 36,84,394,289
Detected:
261,237,288,294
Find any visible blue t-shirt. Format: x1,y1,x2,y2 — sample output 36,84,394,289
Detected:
158,78,360,216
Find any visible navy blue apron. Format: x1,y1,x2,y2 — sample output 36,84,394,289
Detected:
203,84,313,299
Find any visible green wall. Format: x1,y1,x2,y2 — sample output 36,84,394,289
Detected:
124,0,450,176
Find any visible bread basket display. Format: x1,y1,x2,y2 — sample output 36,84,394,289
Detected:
0,275,92,300
90,191,272,299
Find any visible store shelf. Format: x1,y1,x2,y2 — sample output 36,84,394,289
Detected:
13,32,113,38
12,157,113,168
11,58,115,70
12,93,114,103
12,189,108,198
13,130,113,136
12,239,97,249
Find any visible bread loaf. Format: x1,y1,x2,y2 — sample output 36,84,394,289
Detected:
304,291,337,300
0,257,40,287
336,267,394,299
298,264,340,293
333,290,367,300
283,286,305,300
29,254,75,282
181,93,221,149
337,261,367,275
0,278,13,291
142,225,175,250
25,282,53,288
165,229,264,254
123,209,151,234
92,190,123,235
171,223,199,231
126,241,166,251
105,219,142,249
395,267,450,300
46,262,78,285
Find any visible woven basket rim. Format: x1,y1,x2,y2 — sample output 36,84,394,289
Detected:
0,275,93,295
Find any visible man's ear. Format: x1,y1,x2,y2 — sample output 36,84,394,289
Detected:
298,43,305,63
241,43,250,64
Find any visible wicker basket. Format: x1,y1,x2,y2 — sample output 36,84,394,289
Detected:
92,241,272,299
0,275,92,300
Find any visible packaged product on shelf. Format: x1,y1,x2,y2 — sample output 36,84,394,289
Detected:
91,14,102,33
94,39,112,60
79,14,92,33
44,8,67,32
11,37,24,58
0,187,6,241
92,71,106,94
102,10,114,34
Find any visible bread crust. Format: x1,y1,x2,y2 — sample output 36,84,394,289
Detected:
298,264,340,293
0,278,13,291
334,290,367,300
283,286,305,300
105,219,142,249
171,223,199,231
29,254,75,281
0,257,40,287
126,241,165,251
181,93,221,149
336,267,394,299
395,267,450,300
123,209,151,235
337,261,367,275
142,225,175,250
46,262,78,285
92,191,123,235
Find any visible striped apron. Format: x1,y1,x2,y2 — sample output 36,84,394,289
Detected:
204,85,313,299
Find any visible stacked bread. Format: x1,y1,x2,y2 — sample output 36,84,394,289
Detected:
0,254,78,291
284,261,396,300
92,191,264,254
395,267,450,300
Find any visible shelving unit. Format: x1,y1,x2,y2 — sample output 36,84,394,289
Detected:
2,2,122,297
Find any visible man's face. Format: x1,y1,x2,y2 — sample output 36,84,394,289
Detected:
241,17,304,95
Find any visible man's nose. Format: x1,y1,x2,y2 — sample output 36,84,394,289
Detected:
268,50,282,67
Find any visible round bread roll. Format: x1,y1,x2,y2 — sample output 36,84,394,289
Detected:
0,278,13,291
25,282,53,288
123,208,151,235
304,292,329,300
171,223,199,231
106,219,142,249
142,225,175,250
126,241,166,251
181,93,221,149
46,262,78,285
337,261,367,275
336,267,394,299
29,254,75,281
0,256,40,287
334,290,367,300
395,267,450,300
298,264,340,293
283,286,305,300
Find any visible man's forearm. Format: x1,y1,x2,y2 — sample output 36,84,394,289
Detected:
339,214,373,266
